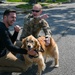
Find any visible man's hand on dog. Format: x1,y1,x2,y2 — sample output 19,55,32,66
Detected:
45,35,51,46
28,50,37,56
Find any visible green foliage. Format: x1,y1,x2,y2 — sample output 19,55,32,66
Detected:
22,0,29,2
16,4,32,9
7,0,68,2
41,3,49,7
7,0,68,10
46,0,68,3
7,0,22,2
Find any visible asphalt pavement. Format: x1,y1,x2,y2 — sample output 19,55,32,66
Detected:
0,2,75,75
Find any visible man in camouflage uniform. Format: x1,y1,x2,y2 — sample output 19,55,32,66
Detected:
20,4,52,45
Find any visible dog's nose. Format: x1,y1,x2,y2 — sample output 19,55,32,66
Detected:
28,45,31,49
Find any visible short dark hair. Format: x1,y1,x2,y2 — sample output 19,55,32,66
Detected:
3,9,16,16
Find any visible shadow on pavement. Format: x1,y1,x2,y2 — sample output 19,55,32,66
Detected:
19,61,54,75
44,7,75,36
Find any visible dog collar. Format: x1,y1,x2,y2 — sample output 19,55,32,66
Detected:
28,54,38,59
28,49,39,59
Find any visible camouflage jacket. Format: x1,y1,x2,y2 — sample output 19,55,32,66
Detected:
20,14,52,40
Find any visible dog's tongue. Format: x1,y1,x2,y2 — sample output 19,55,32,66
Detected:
28,48,33,51
45,43,50,46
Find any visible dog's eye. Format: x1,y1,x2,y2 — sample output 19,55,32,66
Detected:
26,40,28,42
31,40,33,43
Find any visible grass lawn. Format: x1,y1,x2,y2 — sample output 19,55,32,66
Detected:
7,0,22,2
7,0,68,10
16,3,32,9
7,0,68,2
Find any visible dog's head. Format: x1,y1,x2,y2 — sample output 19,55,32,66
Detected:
21,35,41,58
21,35,41,51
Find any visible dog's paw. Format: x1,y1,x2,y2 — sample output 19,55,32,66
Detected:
55,64,59,68
36,72,41,75
42,64,46,71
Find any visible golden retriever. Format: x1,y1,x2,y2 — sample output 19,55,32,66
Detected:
21,35,46,75
38,36,59,68
21,35,59,75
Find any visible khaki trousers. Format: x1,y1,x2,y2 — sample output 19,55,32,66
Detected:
0,51,26,72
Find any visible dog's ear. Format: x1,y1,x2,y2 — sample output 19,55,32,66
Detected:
21,38,26,48
35,39,41,50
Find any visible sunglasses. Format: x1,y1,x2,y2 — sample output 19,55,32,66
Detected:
32,10,40,12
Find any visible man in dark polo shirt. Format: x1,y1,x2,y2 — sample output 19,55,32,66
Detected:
0,9,36,72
